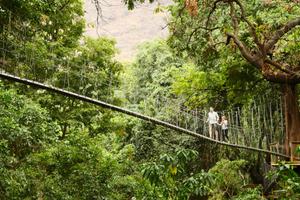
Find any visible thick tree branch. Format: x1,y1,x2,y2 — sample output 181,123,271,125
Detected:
233,0,263,49
262,71,300,84
226,32,259,68
205,0,223,29
265,59,295,75
186,25,219,49
265,17,300,51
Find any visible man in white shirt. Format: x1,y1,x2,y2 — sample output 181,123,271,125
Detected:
206,107,219,139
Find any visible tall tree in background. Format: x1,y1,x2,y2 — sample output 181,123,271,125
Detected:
169,0,300,155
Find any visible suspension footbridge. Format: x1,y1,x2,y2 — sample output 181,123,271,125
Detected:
0,71,289,159
0,35,292,161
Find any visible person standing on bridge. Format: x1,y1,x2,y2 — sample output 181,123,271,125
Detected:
220,115,229,142
206,107,219,139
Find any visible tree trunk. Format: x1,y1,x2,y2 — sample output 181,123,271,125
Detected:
283,84,300,156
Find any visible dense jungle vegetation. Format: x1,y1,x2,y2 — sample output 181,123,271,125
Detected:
0,0,300,199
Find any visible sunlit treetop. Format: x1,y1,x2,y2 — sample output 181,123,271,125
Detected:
169,0,300,84
0,0,85,46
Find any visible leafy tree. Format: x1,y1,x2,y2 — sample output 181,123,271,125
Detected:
0,83,57,162
168,0,300,154
0,83,58,199
208,159,265,200
121,40,188,159
124,40,182,106
209,159,250,199
141,148,214,199
0,0,85,84
0,0,84,46
171,48,275,109
22,133,136,200
267,162,300,199
37,37,122,139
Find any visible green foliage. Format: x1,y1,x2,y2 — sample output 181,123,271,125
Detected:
0,1,299,199
167,0,300,108
140,157,266,200
125,40,182,106
36,37,123,139
121,40,190,160
53,37,122,98
208,159,257,199
0,131,138,200
0,85,58,199
141,148,214,199
169,33,271,109
232,187,265,200
172,63,225,108
0,0,84,46
268,162,300,199
295,145,300,155
0,84,57,160
21,133,135,200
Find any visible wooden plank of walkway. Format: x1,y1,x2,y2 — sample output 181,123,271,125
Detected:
0,71,289,159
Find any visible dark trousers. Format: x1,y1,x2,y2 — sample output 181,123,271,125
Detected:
222,129,229,141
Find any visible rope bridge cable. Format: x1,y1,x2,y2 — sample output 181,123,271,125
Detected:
0,71,289,159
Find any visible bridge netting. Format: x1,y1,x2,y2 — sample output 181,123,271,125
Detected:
0,33,287,158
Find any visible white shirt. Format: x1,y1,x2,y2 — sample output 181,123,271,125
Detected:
207,111,219,124
221,120,228,130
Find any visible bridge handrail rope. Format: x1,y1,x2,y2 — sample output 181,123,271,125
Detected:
0,71,289,159
179,107,263,132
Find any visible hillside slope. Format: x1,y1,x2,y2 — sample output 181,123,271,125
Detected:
84,0,171,61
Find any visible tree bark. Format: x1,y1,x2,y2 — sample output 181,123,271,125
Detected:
283,84,300,156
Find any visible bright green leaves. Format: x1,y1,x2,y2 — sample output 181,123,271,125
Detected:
121,40,192,161
183,171,214,198
172,63,225,108
142,162,165,185
0,86,57,161
267,162,300,199
0,85,59,199
141,148,212,199
124,39,183,115
15,133,137,200
209,159,250,198
52,37,122,99
0,0,84,47
208,159,265,199
36,37,123,139
141,155,259,199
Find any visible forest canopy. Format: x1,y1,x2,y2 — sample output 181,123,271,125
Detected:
0,0,300,199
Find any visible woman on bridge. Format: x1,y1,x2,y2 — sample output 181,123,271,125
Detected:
220,115,229,142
